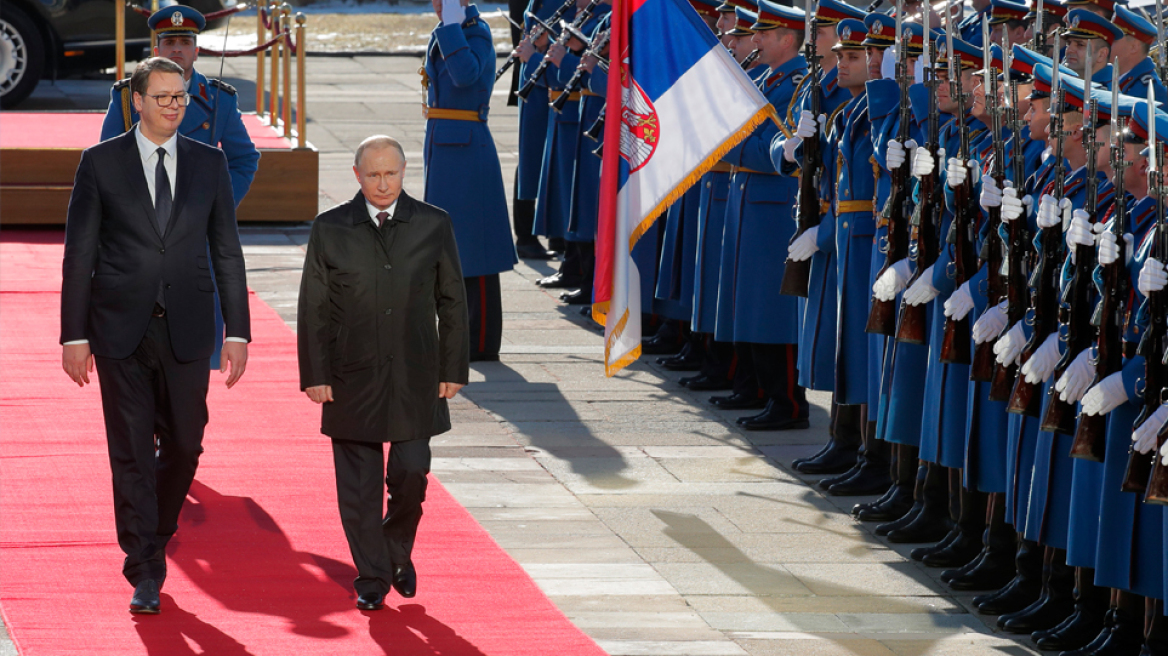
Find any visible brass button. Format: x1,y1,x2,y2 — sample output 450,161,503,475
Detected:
740,183,745,190
202,122,210,129
843,222,849,229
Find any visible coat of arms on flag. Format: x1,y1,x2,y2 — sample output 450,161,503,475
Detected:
593,0,779,376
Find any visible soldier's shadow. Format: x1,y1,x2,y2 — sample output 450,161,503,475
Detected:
366,604,489,656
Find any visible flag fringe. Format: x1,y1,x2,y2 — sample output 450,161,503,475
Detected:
591,300,610,325
603,308,640,377
627,103,781,250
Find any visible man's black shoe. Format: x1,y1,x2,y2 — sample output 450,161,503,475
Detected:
129,579,161,614
709,392,765,409
680,375,732,391
796,444,860,475
741,414,810,432
977,578,1041,616
516,242,555,260
356,592,386,610
659,353,702,371
886,509,952,544
537,272,583,289
947,549,1017,590
1034,607,1104,652
910,526,959,562
853,483,896,516
641,335,683,355
818,463,861,490
793,442,833,470
922,528,983,568
560,288,593,305
392,563,417,598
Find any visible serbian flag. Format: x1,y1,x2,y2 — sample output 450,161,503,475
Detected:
592,0,777,376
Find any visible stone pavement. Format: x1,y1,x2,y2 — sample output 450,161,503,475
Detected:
15,53,1039,656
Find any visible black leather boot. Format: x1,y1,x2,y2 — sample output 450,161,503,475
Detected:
856,483,915,522
1140,598,1168,656
887,463,951,544
829,418,891,496
1000,548,1074,634
948,493,1016,589
910,525,959,562
1032,568,1107,651
800,404,862,475
818,463,861,490
1061,607,1117,656
659,333,704,370
1080,597,1144,656
922,484,986,568
642,320,687,355
976,539,1042,615
853,483,897,517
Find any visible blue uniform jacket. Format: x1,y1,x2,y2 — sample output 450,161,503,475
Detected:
423,6,517,278
714,55,806,344
101,68,259,207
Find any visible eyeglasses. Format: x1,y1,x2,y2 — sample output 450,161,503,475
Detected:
146,93,190,108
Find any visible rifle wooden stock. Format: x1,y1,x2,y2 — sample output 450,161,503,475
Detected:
1122,439,1155,494
780,28,822,299
895,300,928,344
989,361,1019,401
779,258,812,297
939,317,971,364
1069,412,1107,462
1146,417,1168,504
866,297,898,336
1040,394,1079,436
1007,351,1044,417
971,339,997,381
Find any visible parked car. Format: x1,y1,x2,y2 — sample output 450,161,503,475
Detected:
1,0,228,108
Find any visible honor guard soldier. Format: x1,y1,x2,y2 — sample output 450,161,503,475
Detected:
1110,4,1168,102
713,0,811,431
958,0,993,43
680,3,766,395
988,0,1029,48
513,0,562,260
101,6,259,206
1062,9,1125,86
850,10,922,523
1023,0,1069,53
101,5,259,371
422,0,518,361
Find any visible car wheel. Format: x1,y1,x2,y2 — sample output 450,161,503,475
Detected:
0,6,44,109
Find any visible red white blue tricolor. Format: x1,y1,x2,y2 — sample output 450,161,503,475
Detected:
593,0,777,375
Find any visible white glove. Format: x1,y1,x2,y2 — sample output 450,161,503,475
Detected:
788,225,820,262
945,157,981,188
1139,257,1168,296
1001,184,1026,222
782,135,802,163
1020,332,1062,384
1135,405,1168,455
873,259,913,301
981,176,1002,209
1037,194,1061,229
994,321,1026,366
887,139,917,170
1097,231,1134,266
796,110,821,139
903,265,939,306
943,280,975,320
1055,347,1094,403
972,300,1008,344
1066,210,1095,248
1081,371,1129,416
912,147,943,179
442,0,466,25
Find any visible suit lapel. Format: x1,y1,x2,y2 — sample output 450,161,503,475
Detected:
166,137,197,240
121,131,163,240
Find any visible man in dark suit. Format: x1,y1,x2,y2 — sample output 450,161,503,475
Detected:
60,57,251,615
297,135,470,611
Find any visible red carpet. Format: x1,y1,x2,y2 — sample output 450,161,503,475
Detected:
0,230,605,656
0,113,293,149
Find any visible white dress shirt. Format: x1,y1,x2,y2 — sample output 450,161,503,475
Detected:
64,127,246,347
366,198,398,226
136,124,178,205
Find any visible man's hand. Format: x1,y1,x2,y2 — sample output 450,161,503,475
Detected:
439,382,465,399
516,37,536,62
221,341,248,389
547,42,568,66
62,343,94,387
306,385,334,404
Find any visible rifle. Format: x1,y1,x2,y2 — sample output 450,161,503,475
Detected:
971,30,1009,380
1071,64,1130,460
1008,48,1067,416
1124,130,1168,493
989,40,1031,400
517,0,602,100
496,0,579,83
940,17,986,365
1043,76,1101,435
741,49,761,69
1158,0,1168,85
867,0,915,335
550,27,609,113
1033,0,1047,55
778,0,823,298
895,9,944,345
1147,345,1168,502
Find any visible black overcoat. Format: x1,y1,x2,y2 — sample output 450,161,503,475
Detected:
297,190,470,443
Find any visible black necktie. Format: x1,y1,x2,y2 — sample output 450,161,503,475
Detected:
376,211,389,228
155,147,172,235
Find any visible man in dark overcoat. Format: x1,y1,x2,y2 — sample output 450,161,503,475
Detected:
297,135,470,610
